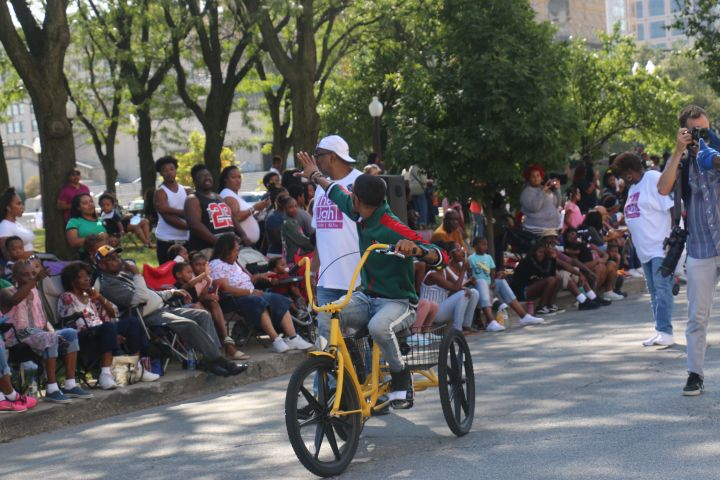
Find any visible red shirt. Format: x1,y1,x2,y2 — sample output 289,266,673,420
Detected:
58,182,90,223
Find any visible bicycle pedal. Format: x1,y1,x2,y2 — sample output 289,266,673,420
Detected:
372,395,391,416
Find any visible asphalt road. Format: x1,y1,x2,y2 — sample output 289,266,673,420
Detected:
5,288,720,480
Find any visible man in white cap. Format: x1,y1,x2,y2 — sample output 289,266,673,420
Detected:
306,135,362,344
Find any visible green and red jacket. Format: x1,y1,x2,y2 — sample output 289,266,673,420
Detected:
327,183,447,303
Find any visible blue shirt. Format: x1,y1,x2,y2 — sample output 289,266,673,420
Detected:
687,156,720,259
468,253,494,285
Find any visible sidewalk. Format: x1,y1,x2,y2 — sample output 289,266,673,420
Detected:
0,277,648,443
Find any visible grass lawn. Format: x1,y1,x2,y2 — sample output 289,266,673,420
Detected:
33,230,160,269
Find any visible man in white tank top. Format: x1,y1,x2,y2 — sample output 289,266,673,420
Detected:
153,156,190,263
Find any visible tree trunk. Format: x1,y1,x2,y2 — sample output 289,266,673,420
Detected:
485,201,497,260
291,79,320,154
100,152,118,195
136,106,156,196
203,121,224,184
0,133,9,192
35,97,76,258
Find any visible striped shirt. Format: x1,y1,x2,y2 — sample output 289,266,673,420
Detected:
687,156,720,259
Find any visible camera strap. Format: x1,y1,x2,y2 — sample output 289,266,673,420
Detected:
672,170,682,228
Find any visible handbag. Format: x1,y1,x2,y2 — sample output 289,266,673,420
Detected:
112,354,141,386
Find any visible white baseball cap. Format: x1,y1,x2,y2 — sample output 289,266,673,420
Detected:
316,135,356,163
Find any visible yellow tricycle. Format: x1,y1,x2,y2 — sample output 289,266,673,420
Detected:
285,243,476,477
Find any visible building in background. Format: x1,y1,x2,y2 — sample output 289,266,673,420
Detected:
531,0,608,46
0,97,268,193
623,0,690,49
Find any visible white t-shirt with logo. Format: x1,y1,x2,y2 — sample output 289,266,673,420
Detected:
624,170,674,264
312,169,362,290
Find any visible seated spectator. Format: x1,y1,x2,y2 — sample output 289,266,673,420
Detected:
419,242,479,333
0,187,35,259
96,245,247,376
265,187,290,258
509,242,561,316
430,209,467,253
267,257,307,318
66,193,113,255
185,164,249,255
563,227,624,302
520,164,562,235
2,236,26,280
209,234,314,354
218,165,269,246
542,240,601,311
0,340,38,413
563,186,584,232
58,262,160,390
57,167,90,224
167,243,189,263
280,196,315,266
581,210,624,247
468,237,543,328
172,261,249,361
0,261,93,403
98,193,154,248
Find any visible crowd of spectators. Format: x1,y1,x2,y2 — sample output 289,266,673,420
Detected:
0,137,663,414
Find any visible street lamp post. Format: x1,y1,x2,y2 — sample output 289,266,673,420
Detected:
368,96,383,160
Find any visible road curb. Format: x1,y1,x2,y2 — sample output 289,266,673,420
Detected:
0,349,308,443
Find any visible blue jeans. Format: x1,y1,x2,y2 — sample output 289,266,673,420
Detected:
316,286,348,344
472,213,485,239
641,257,674,335
474,279,516,308
412,195,429,227
45,328,79,359
0,341,10,376
339,292,414,372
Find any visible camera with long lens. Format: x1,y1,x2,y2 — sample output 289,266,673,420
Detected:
659,226,688,278
691,127,710,144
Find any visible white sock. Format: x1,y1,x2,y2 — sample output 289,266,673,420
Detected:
101,367,112,376
5,390,17,401
576,293,587,304
586,290,597,300
64,378,77,390
47,382,60,394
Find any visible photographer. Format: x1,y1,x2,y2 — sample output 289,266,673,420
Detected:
612,152,675,348
520,165,562,236
658,105,720,396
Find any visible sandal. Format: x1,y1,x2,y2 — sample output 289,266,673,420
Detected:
224,336,250,360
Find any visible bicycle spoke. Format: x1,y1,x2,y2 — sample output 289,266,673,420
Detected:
325,421,342,460
298,414,322,429
299,386,323,414
313,422,326,459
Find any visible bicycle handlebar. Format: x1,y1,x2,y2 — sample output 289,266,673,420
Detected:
300,243,419,314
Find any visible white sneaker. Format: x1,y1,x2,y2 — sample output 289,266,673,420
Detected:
272,336,290,353
519,314,544,325
140,369,160,382
486,320,506,332
654,332,675,346
642,333,660,346
603,291,625,301
285,335,315,351
628,268,644,278
98,373,117,390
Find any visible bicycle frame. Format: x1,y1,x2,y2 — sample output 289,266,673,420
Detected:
299,243,439,419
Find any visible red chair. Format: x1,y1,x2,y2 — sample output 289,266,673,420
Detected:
142,261,176,291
